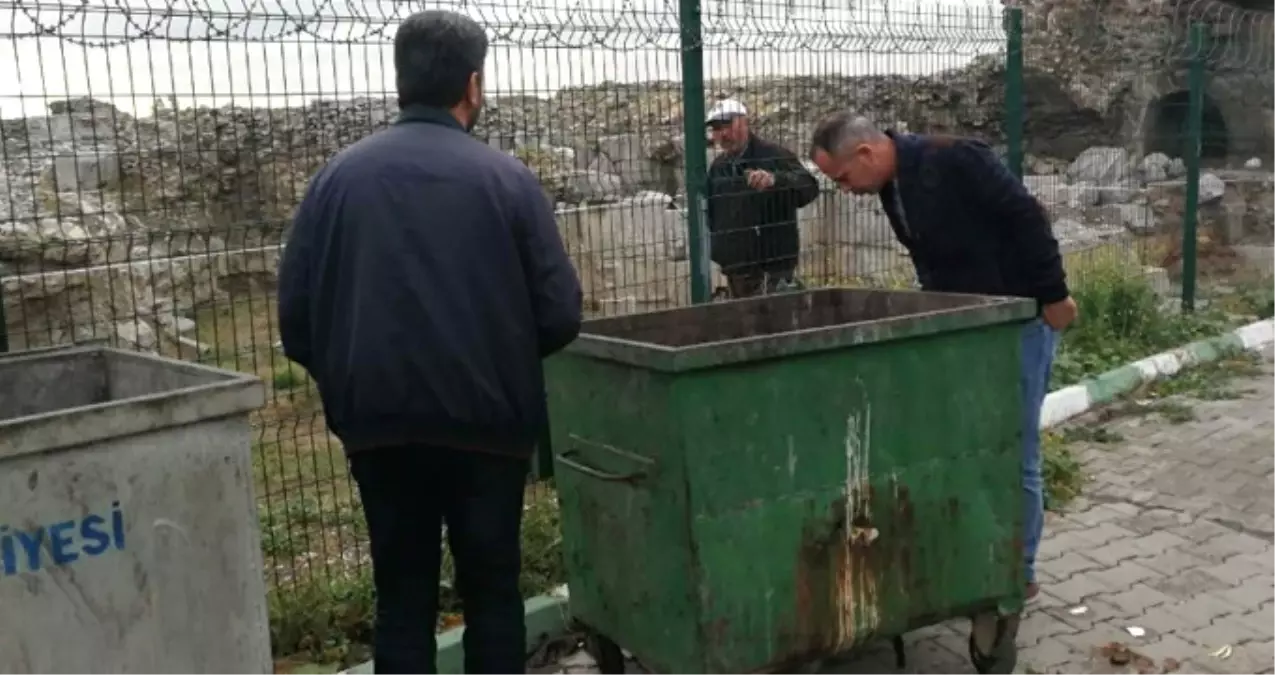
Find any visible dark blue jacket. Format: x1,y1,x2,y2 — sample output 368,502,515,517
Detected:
277,105,583,457
881,132,1069,309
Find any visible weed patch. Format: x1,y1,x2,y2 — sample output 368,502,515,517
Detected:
1051,265,1238,389
269,489,566,669
1042,432,1086,511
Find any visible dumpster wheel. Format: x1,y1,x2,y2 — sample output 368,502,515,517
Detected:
967,611,1020,674
585,632,626,674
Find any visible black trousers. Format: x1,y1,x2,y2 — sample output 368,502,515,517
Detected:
350,445,530,674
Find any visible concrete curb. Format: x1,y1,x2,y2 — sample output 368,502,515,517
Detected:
1040,318,1275,429
341,585,572,675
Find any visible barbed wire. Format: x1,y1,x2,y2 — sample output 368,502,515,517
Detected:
1056,0,1275,70
2,0,1004,52
1173,0,1274,70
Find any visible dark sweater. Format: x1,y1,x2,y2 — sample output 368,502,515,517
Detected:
277,105,583,456
880,131,1069,309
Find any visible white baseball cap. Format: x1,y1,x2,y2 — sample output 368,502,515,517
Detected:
706,98,747,125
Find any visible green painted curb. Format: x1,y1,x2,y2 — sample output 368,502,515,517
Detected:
342,592,572,675
1044,318,1273,428
1082,326,1264,407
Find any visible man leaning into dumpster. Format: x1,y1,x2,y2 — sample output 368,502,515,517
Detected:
276,10,583,674
705,98,820,298
807,112,1078,603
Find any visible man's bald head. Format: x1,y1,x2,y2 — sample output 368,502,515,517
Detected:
808,111,896,195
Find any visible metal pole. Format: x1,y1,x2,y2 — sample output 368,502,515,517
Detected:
678,0,711,304
0,277,7,352
1182,22,1207,313
1004,7,1024,179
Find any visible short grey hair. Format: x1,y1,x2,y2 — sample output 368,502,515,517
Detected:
809,112,886,159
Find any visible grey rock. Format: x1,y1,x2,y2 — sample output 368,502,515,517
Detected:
1067,182,1101,208
1068,146,1130,186
47,152,121,192
1110,203,1157,232
115,320,157,350
1141,153,1172,182
1096,184,1135,205
1199,173,1226,204
1052,217,1126,250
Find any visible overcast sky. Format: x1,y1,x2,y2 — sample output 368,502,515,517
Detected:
0,0,1003,118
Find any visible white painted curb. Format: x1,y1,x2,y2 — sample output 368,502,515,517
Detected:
1040,318,1275,430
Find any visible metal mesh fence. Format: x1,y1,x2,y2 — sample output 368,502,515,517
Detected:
1180,3,1275,309
697,3,1005,296
1016,0,1274,306
1,0,1271,638
1017,0,1160,292
0,0,1011,607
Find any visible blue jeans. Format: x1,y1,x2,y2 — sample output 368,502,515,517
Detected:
1020,319,1058,585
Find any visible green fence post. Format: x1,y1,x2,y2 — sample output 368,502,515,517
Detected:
1181,22,1207,313
0,282,7,353
679,0,711,304
1004,7,1024,179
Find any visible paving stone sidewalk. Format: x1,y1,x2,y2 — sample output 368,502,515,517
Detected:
550,348,1275,674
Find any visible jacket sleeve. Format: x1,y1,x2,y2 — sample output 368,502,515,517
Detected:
516,171,584,357
772,147,820,209
708,160,744,234
945,140,1070,305
277,185,317,372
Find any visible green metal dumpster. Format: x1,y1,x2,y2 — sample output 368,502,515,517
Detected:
545,288,1037,674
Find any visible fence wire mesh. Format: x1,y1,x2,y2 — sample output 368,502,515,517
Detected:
1016,0,1273,306
1,0,1272,657
0,0,1012,605
1178,1,1275,309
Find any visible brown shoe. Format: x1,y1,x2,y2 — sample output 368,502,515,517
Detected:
1026,582,1040,602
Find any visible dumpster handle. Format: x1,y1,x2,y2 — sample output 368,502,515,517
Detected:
555,450,648,484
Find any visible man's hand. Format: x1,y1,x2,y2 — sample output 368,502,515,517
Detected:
1042,296,1078,331
746,169,775,190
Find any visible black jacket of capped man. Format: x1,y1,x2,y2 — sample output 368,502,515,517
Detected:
880,131,1069,310
277,105,583,457
706,134,821,273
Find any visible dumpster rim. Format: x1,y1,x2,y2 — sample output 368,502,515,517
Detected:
0,346,266,461
563,291,1037,372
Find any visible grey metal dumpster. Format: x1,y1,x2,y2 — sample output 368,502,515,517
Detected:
0,345,271,674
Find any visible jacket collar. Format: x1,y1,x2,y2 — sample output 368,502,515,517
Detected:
396,104,467,132
886,129,923,180
720,132,757,162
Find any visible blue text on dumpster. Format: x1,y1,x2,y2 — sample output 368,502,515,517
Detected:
0,502,126,576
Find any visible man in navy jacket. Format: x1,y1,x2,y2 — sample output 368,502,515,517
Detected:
808,113,1078,606
277,10,582,673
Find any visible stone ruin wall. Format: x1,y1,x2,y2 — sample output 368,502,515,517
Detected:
1,0,1272,352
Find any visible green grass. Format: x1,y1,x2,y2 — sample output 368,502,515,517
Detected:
1042,433,1086,512
267,489,566,670
1051,272,1232,390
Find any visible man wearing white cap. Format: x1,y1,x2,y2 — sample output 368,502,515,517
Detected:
704,98,820,298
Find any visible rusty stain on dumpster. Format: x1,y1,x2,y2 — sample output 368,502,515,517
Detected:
789,496,881,664
786,488,933,669
782,404,890,665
